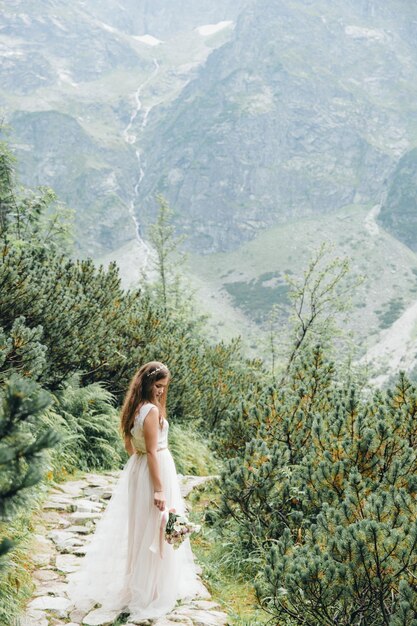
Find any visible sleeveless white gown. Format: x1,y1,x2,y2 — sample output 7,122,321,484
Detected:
67,403,202,621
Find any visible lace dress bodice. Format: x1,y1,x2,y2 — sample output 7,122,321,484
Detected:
130,402,169,454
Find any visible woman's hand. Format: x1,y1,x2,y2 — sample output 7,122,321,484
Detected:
154,490,166,511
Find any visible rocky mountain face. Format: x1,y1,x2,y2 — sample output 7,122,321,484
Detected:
3,0,417,256
379,149,417,252
2,0,417,373
0,0,244,255
138,0,417,252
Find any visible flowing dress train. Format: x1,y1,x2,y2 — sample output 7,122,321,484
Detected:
67,402,202,620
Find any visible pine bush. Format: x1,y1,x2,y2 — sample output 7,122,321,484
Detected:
216,349,417,625
0,375,59,563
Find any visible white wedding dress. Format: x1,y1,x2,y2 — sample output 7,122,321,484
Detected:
67,402,202,621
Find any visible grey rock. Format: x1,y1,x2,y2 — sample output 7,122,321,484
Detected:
154,618,193,626
19,608,49,626
68,511,101,524
190,601,221,610
81,607,120,625
33,569,60,582
56,480,88,496
41,511,72,528
171,608,228,626
179,476,218,498
84,474,112,487
74,499,103,513
66,524,94,535
70,606,92,623
43,501,71,511
31,549,52,568
31,535,54,567
28,595,73,618
70,544,88,555
47,529,85,551
55,553,82,573
33,580,69,597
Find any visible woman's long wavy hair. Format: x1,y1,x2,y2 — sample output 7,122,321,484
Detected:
120,361,171,438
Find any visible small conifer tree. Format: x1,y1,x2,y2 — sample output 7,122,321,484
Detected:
0,375,59,565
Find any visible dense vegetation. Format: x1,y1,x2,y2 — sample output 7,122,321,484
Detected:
0,136,258,621
213,348,417,624
208,256,417,624
1,135,416,624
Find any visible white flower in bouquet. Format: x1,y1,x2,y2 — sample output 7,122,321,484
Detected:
164,509,201,549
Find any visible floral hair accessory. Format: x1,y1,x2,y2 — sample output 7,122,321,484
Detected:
146,366,164,378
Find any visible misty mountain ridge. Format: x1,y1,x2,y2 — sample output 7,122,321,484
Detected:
2,0,417,381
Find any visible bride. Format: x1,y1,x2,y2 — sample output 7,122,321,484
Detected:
67,361,202,621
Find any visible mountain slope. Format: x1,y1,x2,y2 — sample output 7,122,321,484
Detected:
137,0,417,252
378,149,417,252
0,0,243,255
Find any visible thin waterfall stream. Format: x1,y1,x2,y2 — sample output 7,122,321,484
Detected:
123,59,160,273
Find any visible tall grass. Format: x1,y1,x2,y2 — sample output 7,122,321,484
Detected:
0,485,48,625
188,482,270,625
168,422,219,475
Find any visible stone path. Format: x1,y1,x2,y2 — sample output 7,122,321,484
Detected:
19,472,227,626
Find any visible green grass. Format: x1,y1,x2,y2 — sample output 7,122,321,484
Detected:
188,482,270,625
169,422,220,476
0,484,49,625
223,271,290,323
376,296,406,329
186,203,417,358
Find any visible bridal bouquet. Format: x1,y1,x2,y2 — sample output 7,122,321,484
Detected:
164,509,201,549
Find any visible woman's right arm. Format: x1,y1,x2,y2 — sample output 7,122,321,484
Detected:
143,407,165,511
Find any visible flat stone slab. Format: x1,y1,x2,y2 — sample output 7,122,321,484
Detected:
190,601,221,611
70,545,88,556
55,553,82,573
43,502,69,511
171,608,228,626
84,474,111,487
81,607,120,625
47,529,85,550
66,524,94,535
33,580,69,597
70,606,92,622
68,511,101,524
154,618,193,626
33,569,60,582
28,595,73,617
55,480,88,495
47,493,76,504
41,511,71,528
74,499,103,513
32,552,53,567
179,475,218,498
83,487,114,501
19,608,49,626
31,535,54,567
